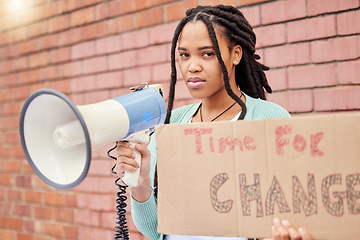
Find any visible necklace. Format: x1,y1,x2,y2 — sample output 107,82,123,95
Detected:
199,101,237,122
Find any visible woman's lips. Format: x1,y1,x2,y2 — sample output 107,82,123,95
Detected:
187,77,206,89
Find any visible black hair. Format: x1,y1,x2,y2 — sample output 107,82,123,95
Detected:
155,4,272,201
164,4,272,124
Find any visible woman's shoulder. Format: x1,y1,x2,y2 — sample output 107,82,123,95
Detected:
245,94,290,120
170,103,200,124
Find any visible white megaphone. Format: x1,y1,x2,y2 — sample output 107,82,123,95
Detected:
19,83,166,189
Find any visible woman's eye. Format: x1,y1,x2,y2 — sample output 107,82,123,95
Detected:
203,52,214,58
179,52,189,58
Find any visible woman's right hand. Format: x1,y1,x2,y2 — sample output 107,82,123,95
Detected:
114,140,152,202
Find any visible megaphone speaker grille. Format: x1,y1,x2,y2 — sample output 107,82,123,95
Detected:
19,89,91,189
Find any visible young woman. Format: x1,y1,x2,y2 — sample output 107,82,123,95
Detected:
115,5,312,240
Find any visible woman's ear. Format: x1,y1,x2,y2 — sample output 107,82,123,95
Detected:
233,45,242,65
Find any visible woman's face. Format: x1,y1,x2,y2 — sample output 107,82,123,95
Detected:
178,21,241,101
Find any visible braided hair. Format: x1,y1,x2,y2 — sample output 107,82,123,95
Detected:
155,5,272,201
164,4,272,124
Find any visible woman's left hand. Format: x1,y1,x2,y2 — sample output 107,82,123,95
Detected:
264,218,312,240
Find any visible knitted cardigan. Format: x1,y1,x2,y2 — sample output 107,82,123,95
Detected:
130,93,290,240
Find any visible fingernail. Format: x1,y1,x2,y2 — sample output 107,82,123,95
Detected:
129,144,134,149
282,220,289,227
298,228,304,233
132,153,136,159
273,218,280,225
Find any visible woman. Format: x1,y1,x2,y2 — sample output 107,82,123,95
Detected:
115,5,312,240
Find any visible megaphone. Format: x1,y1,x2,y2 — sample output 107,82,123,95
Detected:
19,83,166,189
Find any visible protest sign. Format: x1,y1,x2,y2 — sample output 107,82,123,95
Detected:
156,113,360,239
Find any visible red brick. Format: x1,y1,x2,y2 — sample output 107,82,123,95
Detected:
267,90,313,113
95,35,122,55
7,189,22,201
84,90,110,103
122,66,152,87
107,15,134,35
27,20,48,39
254,23,286,48
53,208,74,222
82,0,104,7
65,225,77,240
0,230,15,240
72,75,96,92
311,35,360,63
266,68,288,92
59,28,83,46
0,216,23,230
96,1,121,20
44,192,64,207
37,65,58,81
264,42,310,68
88,228,113,240
65,193,78,207
95,71,123,89
77,176,117,194
138,44,169,65
288,63,336,89
241,5,261,27
34,206,53,219
9,27,27,43
307,0,359,16
135,7,164,29
109,51,137,70
287,15,336,43
82,22,104,40
19,69,38,84
48,14,70,33
19,39,37,55
314,86,360,111
58,61,82,78
120,29,150,51
82,56,107,74
149,22,177,46
29,51,48,68
77,209,100,227
70,7,95,27
337,59,360,85
15,204,31,216
49,47,71,63
337,9,360,35
16,175,32,188
261,0,306,24
152,62,171,82
43,222,64,238
239,0,270,6
37,34,59,51
71,41,95,60
166,0,197,22
25,190,42,203
17,233,34,240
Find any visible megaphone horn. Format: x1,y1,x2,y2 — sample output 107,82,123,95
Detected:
19,84,166,189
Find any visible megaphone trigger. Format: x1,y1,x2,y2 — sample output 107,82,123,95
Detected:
121,129,150,187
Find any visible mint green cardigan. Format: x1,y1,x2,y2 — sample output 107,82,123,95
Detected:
130,93,290,240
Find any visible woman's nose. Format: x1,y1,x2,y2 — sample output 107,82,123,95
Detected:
188,59,201,72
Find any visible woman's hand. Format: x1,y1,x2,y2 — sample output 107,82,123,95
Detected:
114,140,152,202
267,218,312,240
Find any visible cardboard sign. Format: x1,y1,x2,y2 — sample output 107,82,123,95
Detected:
156,113,360,239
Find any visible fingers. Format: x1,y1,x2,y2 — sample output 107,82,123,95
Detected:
272,218,312,240
114,141,139,176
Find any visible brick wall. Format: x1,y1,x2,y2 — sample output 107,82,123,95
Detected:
0,0,359,239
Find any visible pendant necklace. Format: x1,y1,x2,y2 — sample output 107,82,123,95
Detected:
199,101,237,122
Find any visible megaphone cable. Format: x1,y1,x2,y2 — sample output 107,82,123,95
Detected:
107,142,130,240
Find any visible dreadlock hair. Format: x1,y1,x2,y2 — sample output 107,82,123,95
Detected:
155,5,273,199
164,4,272,124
